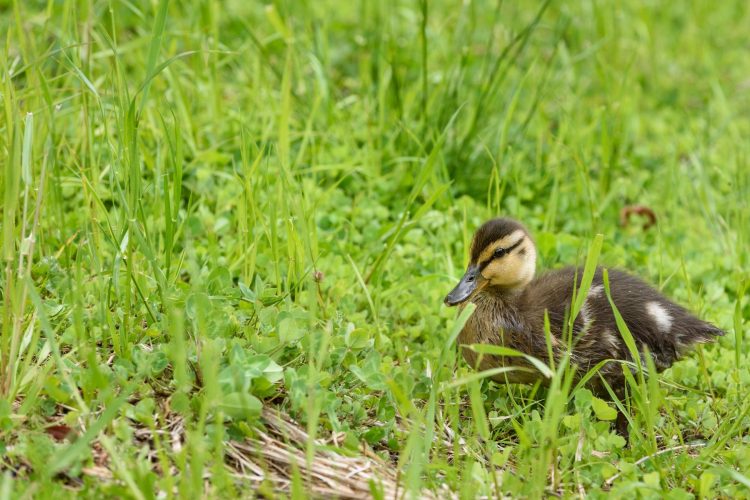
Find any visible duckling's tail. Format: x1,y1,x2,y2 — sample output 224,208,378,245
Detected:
693,323,725,343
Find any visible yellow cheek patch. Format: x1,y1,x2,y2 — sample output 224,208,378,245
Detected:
481,257,522,282
480,260,501,280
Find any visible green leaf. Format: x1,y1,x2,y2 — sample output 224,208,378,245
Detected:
445,303,476,350
441,366,534,391
466,343,553,379
362,425,387,445
0,400,13,431
643,471,660,488
170,392,191,416
699,471,717,498
133,398,156,425
262,358,284,383
562,414,581,429
345,327,372,350
219,393,263,420
21,113,33,186
469,379,490,440
603,269,643,375
349,364,387,391
207,266,232,293
138,0,170,115
467,344,526,357
591,396,617,421
277,315,304,344
570,233,603,324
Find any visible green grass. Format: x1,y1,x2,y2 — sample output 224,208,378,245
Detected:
2,0,749,497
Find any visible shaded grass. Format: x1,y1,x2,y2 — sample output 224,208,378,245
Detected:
1,0,749,497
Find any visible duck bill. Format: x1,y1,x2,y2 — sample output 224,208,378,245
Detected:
444,265,483,306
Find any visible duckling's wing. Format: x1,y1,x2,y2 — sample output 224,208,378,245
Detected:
594,268,725,352
523,267,723,369
520,267,588,338
521,266,590,331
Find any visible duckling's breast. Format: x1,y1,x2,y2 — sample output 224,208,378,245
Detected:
458,293,547,384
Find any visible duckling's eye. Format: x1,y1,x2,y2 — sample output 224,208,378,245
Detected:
493,247,507,259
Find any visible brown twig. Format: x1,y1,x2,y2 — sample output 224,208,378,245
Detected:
619,205,657,230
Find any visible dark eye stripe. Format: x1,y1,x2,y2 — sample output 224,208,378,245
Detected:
495,238,524,257
479,238,525,269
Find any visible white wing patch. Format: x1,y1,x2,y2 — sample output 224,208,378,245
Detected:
646,301,673,333
579,285,604,326
601,329,620,355
588,284,604,298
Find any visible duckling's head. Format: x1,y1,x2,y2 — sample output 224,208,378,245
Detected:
444,218,536,306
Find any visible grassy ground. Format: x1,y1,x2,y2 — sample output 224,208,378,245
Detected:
2,0,749,497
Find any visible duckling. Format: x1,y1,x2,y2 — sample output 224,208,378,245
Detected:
444,217,724,397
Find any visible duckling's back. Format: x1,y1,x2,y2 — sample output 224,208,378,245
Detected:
521,267,724,374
